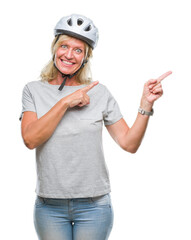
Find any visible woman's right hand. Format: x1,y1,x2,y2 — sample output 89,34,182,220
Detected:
64,81,99,108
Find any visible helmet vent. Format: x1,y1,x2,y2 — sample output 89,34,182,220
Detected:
84,25,92,31
77,18,84,26
67,18,72,26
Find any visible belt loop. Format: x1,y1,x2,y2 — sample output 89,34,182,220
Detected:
42,197,46,204
39,196,46,204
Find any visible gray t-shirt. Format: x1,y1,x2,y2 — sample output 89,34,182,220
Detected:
19,80,123,198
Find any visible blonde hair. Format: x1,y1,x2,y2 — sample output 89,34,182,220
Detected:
40,35,93,84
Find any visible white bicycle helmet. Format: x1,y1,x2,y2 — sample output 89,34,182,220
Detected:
54,14,99,49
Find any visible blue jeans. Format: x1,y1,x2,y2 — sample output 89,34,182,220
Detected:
33,193,114,240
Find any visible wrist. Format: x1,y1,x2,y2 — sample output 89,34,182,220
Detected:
140,99,153,112
61,97,70,109
138,107,154,116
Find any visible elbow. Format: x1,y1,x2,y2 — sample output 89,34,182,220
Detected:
23,136,35,150
129,148,138,154
24,141,35,150
26,143,35,150
123,144,139,154
128,147,138,154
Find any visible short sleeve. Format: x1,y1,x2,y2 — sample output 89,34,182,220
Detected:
19,84,36,121
103,87,123,126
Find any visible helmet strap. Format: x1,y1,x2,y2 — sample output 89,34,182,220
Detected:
54,34,61,45
53,59,88,91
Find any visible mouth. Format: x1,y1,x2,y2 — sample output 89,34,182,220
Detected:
60,59,75,66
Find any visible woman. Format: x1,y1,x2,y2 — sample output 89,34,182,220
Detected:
19,14,172,240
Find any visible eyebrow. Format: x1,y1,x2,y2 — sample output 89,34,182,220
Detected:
60,42,85,49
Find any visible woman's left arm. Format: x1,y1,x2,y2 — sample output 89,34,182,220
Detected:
105,71,172,153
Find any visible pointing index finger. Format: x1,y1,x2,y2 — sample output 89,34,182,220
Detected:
82,81,99,93
157,71,172,82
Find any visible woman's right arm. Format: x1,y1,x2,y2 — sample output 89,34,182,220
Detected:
21,98,69,150
21,81,99,150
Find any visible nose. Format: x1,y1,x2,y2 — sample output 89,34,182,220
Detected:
65,48,73,60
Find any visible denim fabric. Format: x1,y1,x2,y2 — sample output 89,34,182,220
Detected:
33,193,114,240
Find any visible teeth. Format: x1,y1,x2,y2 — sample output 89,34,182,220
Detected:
61,60,74,65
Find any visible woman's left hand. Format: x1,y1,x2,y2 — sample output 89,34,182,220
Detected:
140,71,172,111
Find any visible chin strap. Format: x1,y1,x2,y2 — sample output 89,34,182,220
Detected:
53,60,87,91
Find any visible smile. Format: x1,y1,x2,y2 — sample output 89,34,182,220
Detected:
61,60,75,65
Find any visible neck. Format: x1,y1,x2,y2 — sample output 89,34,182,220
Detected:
49,73,81,86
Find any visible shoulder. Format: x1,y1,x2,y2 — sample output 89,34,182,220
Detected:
25,80,43,88
86,82,108,100
91,82,109,94
95,83,120,103
20,80,45,99
96,82,112,97
22,80,44,93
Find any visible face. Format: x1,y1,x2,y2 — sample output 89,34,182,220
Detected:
54,37,85,75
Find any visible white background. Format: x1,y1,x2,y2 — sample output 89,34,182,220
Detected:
1,0,190,239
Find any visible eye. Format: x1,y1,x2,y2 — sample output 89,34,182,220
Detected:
61,45,67,49
75,48,82,53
